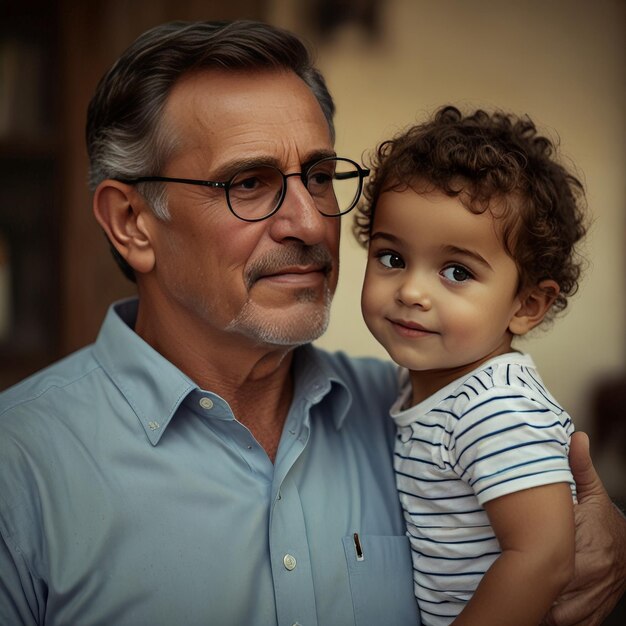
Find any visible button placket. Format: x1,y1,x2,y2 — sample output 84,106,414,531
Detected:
270,474,317,625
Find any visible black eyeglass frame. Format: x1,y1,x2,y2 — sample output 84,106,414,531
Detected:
115,156,370,222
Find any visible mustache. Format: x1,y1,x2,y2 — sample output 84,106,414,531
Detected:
245,244,334,289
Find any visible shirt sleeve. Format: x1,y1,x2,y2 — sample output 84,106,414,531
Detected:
0,529,42,626
0,428,45,626
448,387,575,506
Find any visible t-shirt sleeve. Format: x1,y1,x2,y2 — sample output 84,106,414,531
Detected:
448,387,575,506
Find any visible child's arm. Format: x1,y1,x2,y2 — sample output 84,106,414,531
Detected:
452,482,575,626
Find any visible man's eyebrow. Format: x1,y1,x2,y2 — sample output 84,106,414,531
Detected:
443,245,493,270
209,156,280,181
301,149,337,168
211,149,337,181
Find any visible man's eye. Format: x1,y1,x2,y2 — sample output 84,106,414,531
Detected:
305,170,333,198
308,172,332,186
232,176,262,191
228,166,278,199
377,252,405,269
441,265,473,283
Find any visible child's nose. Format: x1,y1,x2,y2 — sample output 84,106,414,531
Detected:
396,276,432,310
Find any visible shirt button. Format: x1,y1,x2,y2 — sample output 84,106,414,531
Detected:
283,554,297,571
199,397,214,410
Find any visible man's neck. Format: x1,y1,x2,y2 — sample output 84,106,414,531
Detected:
135,299,297,463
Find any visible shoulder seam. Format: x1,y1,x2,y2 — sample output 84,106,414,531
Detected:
0,363,103,417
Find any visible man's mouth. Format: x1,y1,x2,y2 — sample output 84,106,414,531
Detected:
246,245,333,289
256,265,329,286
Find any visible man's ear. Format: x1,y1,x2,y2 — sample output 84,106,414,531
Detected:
93,181,156,276
509,280,560,336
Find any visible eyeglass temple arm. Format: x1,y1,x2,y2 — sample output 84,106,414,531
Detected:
115,176,226,188
334,168,370,181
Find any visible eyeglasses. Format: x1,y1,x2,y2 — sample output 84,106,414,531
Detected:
116,156,370,222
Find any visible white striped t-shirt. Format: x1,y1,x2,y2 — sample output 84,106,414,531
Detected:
391,352,575,626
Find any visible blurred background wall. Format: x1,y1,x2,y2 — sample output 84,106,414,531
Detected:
1,0,624,496
277,0,626,502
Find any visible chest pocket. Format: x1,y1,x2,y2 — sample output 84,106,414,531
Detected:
342,534,420,625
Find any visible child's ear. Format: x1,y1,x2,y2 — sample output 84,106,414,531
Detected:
93,181,156,276
509,280,560,336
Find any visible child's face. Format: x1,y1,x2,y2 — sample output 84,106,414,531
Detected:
361,187,525,398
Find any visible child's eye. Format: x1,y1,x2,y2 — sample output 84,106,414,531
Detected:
376,251,405,269
441,265,473,283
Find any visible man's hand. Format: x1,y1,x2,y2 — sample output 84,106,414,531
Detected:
543,432,626,626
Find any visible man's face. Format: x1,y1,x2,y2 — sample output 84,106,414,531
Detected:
141,69,340,350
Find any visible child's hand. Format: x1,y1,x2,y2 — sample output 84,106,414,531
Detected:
542,432,626,626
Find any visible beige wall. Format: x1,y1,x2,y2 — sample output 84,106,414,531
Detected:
270,0,626,492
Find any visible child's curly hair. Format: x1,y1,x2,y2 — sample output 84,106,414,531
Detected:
354,105,588,318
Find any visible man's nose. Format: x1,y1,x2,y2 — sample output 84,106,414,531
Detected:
267,173,330,245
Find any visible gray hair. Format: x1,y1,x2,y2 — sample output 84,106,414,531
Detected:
86,20,336,281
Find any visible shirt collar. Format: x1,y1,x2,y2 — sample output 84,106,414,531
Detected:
292,344,352,430
92,298,196,445
93,299,353,443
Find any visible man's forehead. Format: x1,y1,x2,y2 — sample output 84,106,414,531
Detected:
162,68,334,171
165,68,326,127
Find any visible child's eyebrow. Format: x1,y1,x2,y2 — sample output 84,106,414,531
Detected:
443,245,493,271
370,231,401,244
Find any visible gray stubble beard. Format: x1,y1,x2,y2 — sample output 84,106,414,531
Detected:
226,284,333,347
227,242,337,347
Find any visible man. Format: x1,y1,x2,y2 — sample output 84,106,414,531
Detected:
1,20,624,626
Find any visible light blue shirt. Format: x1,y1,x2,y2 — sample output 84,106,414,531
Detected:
0,299,419,626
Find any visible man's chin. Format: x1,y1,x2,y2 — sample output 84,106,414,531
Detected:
227,299,332,347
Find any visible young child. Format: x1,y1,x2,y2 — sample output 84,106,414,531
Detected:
355,106,587,626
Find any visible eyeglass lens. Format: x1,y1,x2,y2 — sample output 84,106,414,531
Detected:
227,158,361,220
